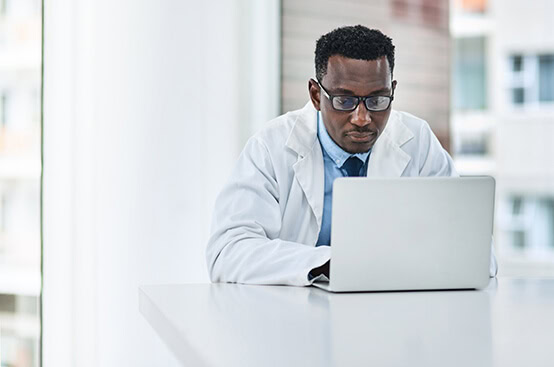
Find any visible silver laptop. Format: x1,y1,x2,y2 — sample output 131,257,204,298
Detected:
313,176,495,292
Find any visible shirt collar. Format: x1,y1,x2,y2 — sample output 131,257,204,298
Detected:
317,111,371,168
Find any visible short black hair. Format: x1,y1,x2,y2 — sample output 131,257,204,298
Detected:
315,25,395,81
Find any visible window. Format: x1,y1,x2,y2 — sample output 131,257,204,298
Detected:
0,92,8,127
0,0,8,16
500,196,554,254
457,134,489,155
512,55,523,72
539,55,554,102
508,53,554,107
452,37,487,111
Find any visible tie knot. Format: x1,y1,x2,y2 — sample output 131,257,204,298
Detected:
342,156,364,177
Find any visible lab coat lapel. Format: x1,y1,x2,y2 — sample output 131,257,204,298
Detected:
366,111,414,177
286,103,324,229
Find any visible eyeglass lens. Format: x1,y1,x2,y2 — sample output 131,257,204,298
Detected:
333,96,390,111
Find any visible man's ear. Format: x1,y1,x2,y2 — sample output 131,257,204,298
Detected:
392,80,398,94
308,78,321,111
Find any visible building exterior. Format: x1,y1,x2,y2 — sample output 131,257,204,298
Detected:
451,0,554,275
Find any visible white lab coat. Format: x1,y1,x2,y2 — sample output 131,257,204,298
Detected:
206,102,497,286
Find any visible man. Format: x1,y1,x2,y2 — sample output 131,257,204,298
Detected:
206,25,496,286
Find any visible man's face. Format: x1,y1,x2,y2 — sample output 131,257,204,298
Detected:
309,55,397,154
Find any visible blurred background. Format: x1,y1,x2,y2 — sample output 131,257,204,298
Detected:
0,0,552,366
0,0,41,366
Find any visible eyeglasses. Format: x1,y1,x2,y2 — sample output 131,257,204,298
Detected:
316,79,394,112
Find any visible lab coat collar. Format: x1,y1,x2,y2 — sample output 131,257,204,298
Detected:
285,102,415,176
285,102,319,158
366,110,414,177
286,102,325,229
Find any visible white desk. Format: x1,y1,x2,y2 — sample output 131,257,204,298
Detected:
140,278,554,367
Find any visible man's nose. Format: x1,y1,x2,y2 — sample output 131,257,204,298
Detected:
350,101,372,127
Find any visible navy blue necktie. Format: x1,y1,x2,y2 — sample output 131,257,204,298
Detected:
342,156,364,177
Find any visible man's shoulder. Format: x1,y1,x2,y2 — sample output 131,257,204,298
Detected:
255,111,295,140
252,103,315,147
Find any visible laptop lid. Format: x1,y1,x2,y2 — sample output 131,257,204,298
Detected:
323,176,494,292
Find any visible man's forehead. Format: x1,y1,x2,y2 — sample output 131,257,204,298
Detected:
323,55,392,91
326,55,390,80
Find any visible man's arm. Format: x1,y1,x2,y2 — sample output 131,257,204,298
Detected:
206,137,330,286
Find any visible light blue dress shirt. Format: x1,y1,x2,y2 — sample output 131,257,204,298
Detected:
316,112,371,246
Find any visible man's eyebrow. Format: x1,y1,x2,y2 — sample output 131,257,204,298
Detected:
329,87,356,95
368,88,391,95
328,86,392,95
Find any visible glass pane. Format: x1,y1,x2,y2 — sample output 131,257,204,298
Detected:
458,135,488,155
452,37,487,110
512,197,523,215
0,0,41,366
512,87,525,104
512,54,523,72
538,54,554,102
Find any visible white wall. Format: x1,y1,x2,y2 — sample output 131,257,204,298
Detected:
43,0,279,366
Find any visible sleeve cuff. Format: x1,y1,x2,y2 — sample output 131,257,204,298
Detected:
303,246,331,285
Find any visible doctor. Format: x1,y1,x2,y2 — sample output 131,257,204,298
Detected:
206,25,496,286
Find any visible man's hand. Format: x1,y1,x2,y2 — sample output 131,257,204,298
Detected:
310,260,330,278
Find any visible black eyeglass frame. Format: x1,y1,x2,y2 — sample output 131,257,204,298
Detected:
316,79,394,112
